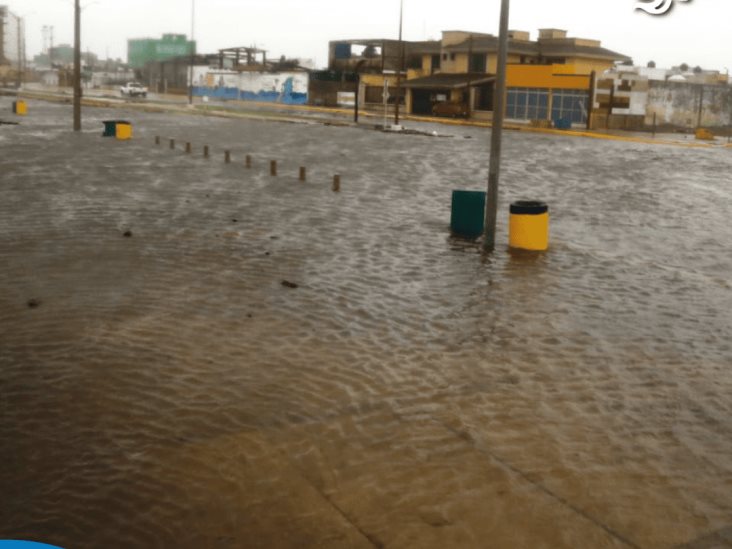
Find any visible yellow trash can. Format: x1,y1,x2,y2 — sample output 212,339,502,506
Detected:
509,201,549,251
13,100,27,116
115,122,132,140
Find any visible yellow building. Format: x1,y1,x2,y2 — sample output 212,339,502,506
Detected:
403,29,630,125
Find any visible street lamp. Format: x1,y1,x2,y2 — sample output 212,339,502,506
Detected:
483,0,510,252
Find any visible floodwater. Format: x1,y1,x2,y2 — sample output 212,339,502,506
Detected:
1,99,731,549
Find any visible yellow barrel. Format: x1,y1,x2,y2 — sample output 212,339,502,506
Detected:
509,201,549,251
14,100,27,115
116,122,132,140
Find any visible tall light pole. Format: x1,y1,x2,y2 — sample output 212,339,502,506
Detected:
15,14,22,89
394,0,404,125
73,0,81,131
188,0,195,105
483,0,510,252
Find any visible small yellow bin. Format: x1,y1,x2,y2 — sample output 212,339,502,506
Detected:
115,122,132,140
509,201,549,251
13,100,27,116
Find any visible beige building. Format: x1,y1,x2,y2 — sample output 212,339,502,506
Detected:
329,29,630,126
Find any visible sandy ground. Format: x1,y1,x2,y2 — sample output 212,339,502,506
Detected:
1,98,732,549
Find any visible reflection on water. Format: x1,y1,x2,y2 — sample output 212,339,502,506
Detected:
1,100,731,548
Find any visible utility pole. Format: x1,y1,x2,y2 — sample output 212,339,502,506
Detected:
394,0,404,126
73,0,81,131
483,0,510,252
188,0,195,105
696,86,704,128
49,26,54,66
16,15,21,88
586,70,596,130
466,34,474,118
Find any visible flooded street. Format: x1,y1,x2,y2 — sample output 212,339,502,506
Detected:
1,99,731,548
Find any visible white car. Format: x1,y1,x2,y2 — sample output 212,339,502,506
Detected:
120,82,148,98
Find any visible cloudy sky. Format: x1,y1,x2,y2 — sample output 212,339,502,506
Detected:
8,0,732,72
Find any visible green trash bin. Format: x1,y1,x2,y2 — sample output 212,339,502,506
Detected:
451,190,486,239
102,120,130,137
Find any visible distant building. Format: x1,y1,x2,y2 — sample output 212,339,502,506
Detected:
189,47,309,104
327,28,630,127
139,46,309,104
127,34,195,69
597,65,732,130
0,5,24,83
33,44,97,69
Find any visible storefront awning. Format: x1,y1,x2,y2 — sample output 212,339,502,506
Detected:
403,73,496,90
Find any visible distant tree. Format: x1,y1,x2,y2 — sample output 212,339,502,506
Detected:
693,65,703,74
680,63,689,72
647,60,656,68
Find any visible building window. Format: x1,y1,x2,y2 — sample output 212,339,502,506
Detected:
476,84,494,111
365,85,405,105
470,53,486,73
450,53,456,61
506,87,549,120
365,86,384,103
551,89,588,124
431,54,441,72
442,53,448,61
407,55,422,69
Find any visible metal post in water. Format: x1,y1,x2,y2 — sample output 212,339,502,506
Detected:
652,112,657,138
73,0,81,131
483,0,510,252
697,86,704,129
188,0,195,106
354,73,360,123
394,0,404,126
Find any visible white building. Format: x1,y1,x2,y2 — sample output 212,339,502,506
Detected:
0,5,24,71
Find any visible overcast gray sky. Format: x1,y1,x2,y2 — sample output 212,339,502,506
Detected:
8,0,732,72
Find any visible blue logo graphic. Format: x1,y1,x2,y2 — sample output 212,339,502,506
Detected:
0,542,64,549
635,0,691,15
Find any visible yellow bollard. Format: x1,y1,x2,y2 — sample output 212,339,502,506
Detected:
13,100,27,116
116,122,132,140
509,201,549,251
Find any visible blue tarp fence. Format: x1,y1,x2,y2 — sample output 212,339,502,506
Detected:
192,86,307,105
